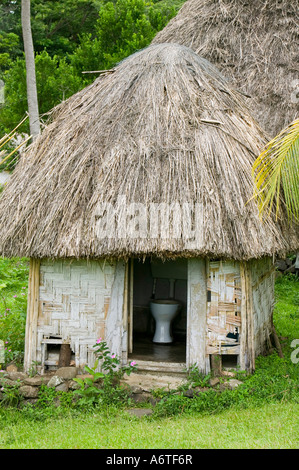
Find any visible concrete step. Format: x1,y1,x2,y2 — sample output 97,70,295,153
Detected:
121,371,188,392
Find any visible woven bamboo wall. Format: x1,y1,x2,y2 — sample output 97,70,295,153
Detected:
206,260,242,356
37,259,116,369
250,257,275,356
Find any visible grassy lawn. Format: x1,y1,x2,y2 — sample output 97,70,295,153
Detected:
0,403,298,449
0,259,298,449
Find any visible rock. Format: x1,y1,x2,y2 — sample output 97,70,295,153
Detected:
56,367,77,380
19,385,39,398
222,370,236,378
0,377,19,387
209,377,220,387
6,363,18,373
128,384,143,394
55,382,69,392
24,376,49,386
183,386,211,397
131,392,157,406
183,388,195,398
228,379,243,389
126,408,153,417
25,398,39,406
68,380,82,390
47,375,64,388
7,372,27,382
221,379,243,390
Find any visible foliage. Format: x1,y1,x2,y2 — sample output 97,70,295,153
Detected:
0,52,83,136
252,118,299,222
0,258,29,366
0,371,23,407
152,351,299,418
72,339,137,409
0,0,101,66
70,0,178,74
186,363,212,388
0,0,183,136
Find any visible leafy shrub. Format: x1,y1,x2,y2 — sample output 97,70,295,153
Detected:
72,339,137,409
0,258,29,366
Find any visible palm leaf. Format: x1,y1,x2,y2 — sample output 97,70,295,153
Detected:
252,119,299,223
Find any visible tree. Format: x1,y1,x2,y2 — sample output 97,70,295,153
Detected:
70,0,179,75
0,0,182,136
252,118,299,223
21,0,40,138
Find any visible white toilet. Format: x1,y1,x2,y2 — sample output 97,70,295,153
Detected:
150,298,181,343
149,260,187,344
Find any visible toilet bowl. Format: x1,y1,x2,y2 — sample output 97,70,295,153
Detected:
150,299,181,343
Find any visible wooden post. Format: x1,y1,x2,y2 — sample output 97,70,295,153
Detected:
105,261,126,362
58,343,71,367
187,258,207,373
240,261,255,373
24,258,40,373
211,354,222,377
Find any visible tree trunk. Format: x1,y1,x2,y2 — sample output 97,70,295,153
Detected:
21,0,40,138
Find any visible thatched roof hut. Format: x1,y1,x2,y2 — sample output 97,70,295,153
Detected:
152,0,299,137
0,44,297,375
0,43,297,262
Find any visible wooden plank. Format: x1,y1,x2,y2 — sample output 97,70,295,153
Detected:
239,262,255,372
187,258,207,372
24,259,40,373
105,260,126,360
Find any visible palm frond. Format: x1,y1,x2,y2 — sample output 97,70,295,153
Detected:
252,118,299,223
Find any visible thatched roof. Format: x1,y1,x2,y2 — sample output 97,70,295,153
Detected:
152,0,299,137
0,43,297,260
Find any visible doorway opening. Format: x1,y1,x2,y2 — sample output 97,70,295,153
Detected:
128,257,187,365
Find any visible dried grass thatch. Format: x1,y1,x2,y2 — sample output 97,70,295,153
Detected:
152,0,299,137
0,43,297,260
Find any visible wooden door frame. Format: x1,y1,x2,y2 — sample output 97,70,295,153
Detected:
125,257,209,373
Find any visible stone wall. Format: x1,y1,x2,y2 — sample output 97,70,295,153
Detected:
0,364,244,408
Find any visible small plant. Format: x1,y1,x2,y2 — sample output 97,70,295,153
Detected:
93,337,137,379
72,339,137,409
187,364,211,388
0,378,23,407
28,361,40,378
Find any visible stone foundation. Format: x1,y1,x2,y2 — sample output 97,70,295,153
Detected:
0,365,243,408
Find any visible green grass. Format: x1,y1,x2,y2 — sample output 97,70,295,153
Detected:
0,403,297,449
274,273,299,340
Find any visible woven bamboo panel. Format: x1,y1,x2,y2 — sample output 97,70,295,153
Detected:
250,257,274,356
206,261,241,355
37,259,116,368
